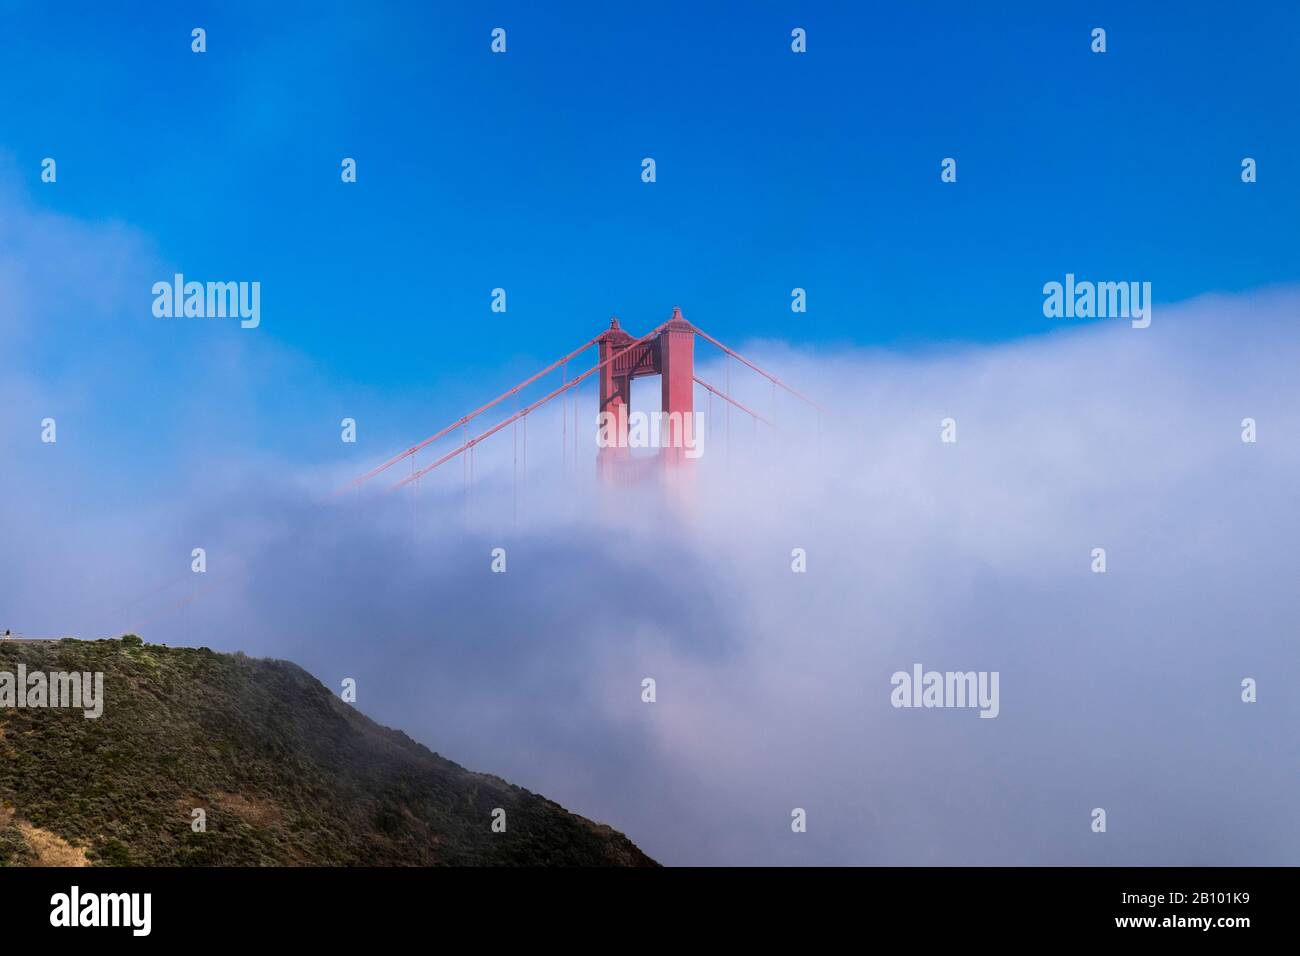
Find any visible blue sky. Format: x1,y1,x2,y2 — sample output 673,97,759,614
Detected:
5,0,1298,392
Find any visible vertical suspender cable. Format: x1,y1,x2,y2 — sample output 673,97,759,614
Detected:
726,356,731,465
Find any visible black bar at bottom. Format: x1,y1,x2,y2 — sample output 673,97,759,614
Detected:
0,866,1281,941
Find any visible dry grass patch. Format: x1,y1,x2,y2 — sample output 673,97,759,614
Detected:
19,823,90,867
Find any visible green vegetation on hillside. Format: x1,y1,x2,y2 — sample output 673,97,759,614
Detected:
0,638,655,867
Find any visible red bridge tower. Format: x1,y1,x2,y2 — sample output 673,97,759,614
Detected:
596,307,696,481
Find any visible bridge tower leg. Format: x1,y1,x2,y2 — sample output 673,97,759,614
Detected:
659,307,696,469
596,317,633,481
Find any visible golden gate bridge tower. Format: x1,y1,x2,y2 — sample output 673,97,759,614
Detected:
344,306,822,498
595,308,697,480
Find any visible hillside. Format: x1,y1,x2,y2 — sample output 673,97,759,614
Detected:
0,637,655,866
